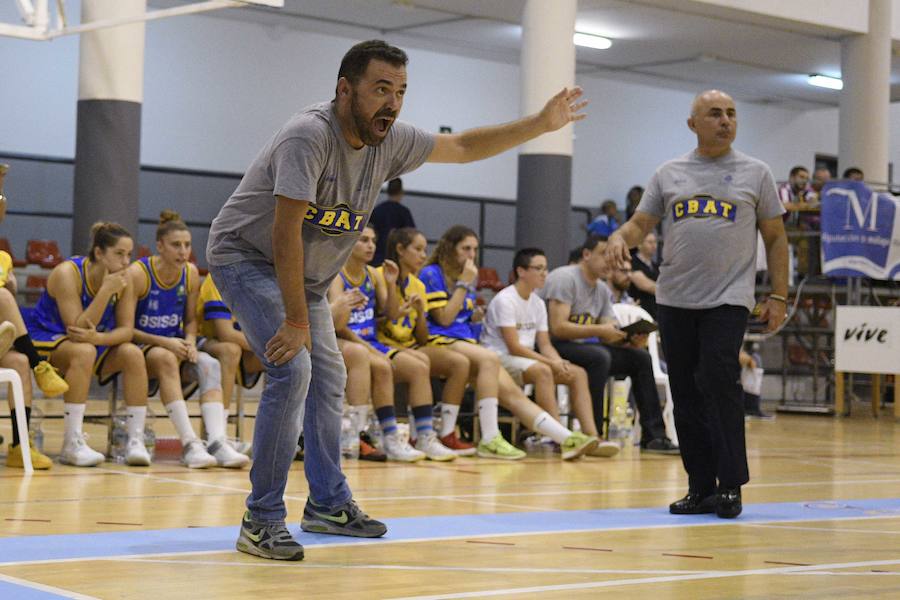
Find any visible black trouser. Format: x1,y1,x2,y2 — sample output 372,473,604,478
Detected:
553,340,667,443
656,304,749,492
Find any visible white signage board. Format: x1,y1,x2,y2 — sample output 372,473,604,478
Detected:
834,306,900,374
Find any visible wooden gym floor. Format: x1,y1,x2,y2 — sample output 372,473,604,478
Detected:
2,403,900,599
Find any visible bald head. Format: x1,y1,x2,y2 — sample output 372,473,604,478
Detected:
690,89,734,118
688,89,737,157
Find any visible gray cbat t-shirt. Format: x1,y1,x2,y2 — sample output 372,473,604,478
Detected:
636,149,784,312
207,101,435,297
540,264,615,344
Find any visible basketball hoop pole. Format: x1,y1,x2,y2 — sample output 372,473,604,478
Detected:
0,0,282,41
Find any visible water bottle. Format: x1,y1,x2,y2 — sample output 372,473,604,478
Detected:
144,407,156,461
111,411,128,463
608,403,624,446
28,406,44,452
623,405,636,446
340,413,359,460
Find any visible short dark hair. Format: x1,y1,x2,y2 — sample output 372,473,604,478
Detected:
582,234,608,255
568,247,583,265
789,166,808,177
387,178,403,196
512,248,545,281
338,40,408,86
843,167,864,179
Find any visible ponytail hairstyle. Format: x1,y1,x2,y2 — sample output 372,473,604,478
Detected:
88,221,132,261
385,227,421,267
156,209,189,241
426,225,477,283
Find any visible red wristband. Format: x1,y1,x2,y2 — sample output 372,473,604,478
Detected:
285,319,310,330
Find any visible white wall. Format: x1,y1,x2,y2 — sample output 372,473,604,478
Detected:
0,4,857,213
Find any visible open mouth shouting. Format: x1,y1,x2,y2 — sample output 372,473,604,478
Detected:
373,113,395,136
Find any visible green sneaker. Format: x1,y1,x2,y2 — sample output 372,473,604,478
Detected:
561,432,599,461
236,511,304,561
476,434,526,460
300,499,387,538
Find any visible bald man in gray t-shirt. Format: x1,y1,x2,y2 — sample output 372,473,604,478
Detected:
206,40,590,560
608,90,788,520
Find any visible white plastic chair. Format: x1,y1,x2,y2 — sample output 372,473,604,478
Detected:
611,303,678,446
0,368,32,473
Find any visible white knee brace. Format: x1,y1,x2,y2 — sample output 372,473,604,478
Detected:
195,351,222,396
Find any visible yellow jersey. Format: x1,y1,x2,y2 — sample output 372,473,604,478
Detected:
377,268,427,348
0,251,12,287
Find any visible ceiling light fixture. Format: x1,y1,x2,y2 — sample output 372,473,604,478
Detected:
573,31,612,50
808,74,843,90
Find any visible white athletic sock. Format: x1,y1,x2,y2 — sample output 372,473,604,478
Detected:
201,401,226,442
63,403,86,441
440,403,460,437
532,410,571,445
348,405,369,434
126,405,147,440
477,397,500,441
165,400,198,445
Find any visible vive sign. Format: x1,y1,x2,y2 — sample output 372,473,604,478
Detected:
672,196,736,223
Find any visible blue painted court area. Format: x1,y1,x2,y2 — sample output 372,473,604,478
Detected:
0,579,71,600
2,497,900,598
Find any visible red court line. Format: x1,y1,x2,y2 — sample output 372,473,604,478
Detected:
663,553,714,559
4,518,51,523
764,560,811,566
96,521,143,526
466,540,516,546
562,546,613,552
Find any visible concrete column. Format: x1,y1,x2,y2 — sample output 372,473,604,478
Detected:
72,0,146,255
516,0,577,268
838,0,891,184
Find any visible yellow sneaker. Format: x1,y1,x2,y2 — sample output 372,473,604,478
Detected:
0,320,15,357
6,443,53,470
33,361,68,397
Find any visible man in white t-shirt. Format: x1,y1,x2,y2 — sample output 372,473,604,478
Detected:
481,249,619,457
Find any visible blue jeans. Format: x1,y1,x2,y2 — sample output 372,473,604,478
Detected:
210,260,351,523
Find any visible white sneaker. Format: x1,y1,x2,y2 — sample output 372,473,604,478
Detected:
228,439,252,457
181,439,217,469
414,431,457,462
125,437,151,466
383,431,425,462
208,438,250,468
60,433,105,467
586,439,621,458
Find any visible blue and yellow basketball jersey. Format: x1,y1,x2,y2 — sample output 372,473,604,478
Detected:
196,275,241,340
28,256,117,337
340,266,378,343
134,256,190,338
377,270,427,348
419,263,477,342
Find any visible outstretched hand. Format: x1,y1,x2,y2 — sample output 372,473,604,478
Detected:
539,87,588,133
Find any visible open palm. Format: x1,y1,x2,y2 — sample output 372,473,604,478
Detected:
540,87,588,132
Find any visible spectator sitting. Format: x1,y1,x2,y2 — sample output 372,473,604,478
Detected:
629,232,659,320
778,166,813,218
480,248,618,457
808,167,831,202
369,177,415,266
587,200,620,237
843,167,864,181
541,234,678,455
606,265,636,306
625,186,644,221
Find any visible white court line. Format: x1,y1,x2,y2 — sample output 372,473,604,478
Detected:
5,512,900,569
111,557,709,576
745,522,900,536
0,572,100,600
357,477,900,502
387,557,900,599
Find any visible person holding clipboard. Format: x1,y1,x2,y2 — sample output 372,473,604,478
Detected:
541,235,678,455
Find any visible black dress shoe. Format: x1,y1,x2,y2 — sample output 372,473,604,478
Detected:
716,487,742,518
669,491,717,515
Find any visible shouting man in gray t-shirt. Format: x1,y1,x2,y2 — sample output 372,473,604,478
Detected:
607,89,788,521
208,40,588,561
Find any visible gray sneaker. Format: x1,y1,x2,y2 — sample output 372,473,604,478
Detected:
300,499,387,538
236,511,304,561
